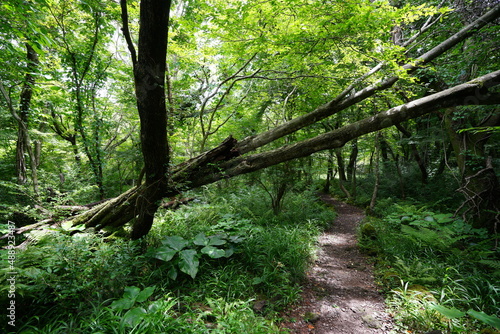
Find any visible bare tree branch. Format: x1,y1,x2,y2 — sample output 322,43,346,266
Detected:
120,0,137,66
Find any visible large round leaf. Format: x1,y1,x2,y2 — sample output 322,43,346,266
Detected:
179,249,199,279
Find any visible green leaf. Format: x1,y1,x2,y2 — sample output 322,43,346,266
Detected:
201,245,226,258
467,310,500,329
136,286,155,303
178,249,199,279
167,266,178,280
430,304,466,319
193,232,209,246
123,286,141,301
111,286,141,310
433,213,454,224
228,235,245,243
122,307,147,327
224,247,235,257
208,235,227,246
21,267,43,279
153,246,177,262
110,298,133,311
161,236,188,250
147,300,164,313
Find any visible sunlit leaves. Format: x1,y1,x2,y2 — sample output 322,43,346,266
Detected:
166,0,446,155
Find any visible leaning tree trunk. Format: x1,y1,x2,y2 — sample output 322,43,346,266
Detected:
6,71,500,240
6,7,500,241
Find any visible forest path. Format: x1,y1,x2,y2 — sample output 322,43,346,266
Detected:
280,194,394,333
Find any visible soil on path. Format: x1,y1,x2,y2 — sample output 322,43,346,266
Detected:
280,194,394,333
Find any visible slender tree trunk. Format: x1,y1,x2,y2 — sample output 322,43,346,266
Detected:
346,139,358,182
369,132,381,212
334,148,347,182
16,43,40,195
335,147,352,199
347,139,358,197
396,123,429,183
323,150,335,193
16,123,28,185
434,143,451,177
386,144,406,200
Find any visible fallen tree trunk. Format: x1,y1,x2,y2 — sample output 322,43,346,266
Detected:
7,70,500,240
5,4,499,241
235,5,500,154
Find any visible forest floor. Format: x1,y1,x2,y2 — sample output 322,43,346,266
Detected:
280,194,394,334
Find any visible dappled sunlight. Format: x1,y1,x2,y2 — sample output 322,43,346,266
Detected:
282,195,393,333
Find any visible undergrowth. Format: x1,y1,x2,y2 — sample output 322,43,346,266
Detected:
359,201,500,334
1,184,335,333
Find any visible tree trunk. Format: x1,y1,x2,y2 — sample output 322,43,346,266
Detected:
444,108,500,232
129,0,172,239
323,150,335,193
1,43,40,195
396,123,429,183
369,132,381,212
346,139,358,182
334,148,347,182
386,141,406,200
334,148,352,199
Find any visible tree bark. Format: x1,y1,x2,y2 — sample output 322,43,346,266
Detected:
396,123,429,183
334,148,347,182
347,138,359,197
128,0,172,239
444,108,500,232
323,150,336,193
0,43,40,195
369,132,381,212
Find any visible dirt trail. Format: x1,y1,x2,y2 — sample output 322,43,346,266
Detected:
281,194,393,333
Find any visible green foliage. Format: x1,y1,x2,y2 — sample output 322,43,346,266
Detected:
360,200,499,333
431,305,500,330
0,231,145,313
4,186,329,332
109,286,157,328
18,293,282,334
383,203,488,250
146,185,330,313
147,231,243,280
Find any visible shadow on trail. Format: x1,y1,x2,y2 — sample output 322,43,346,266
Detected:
280,194,393,334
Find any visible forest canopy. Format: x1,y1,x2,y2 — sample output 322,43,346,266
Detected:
1,0,499,239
